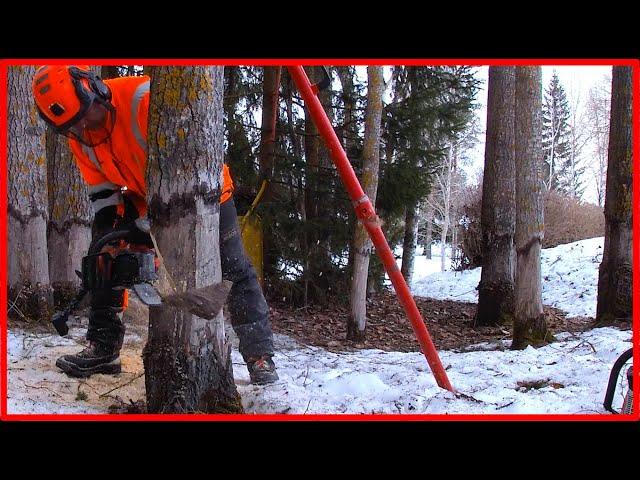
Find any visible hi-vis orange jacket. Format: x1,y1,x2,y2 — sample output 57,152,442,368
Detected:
69,75,234,219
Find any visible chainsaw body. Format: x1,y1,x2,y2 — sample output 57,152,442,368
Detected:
51,223,232,336
52,226,163,336
81,250,158,290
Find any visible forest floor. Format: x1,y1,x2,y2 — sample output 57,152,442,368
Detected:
267,291,625,354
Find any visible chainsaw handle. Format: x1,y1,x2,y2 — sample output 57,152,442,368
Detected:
89,228,135,254
51,288,88,336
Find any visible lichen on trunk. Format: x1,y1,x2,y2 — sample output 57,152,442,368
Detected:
144,66,242,413
8,66,53,320
348,66,383,341
46,129,92,298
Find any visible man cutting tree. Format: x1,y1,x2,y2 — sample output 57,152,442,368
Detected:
32,65,278,384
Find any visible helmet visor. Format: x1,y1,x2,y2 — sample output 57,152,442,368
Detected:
63,100,115,147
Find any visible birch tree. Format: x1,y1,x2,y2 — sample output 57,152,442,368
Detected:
585,72,612,206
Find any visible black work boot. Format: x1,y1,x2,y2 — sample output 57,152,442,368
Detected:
57,289,126,378
246,355,279,385
56,341,121,378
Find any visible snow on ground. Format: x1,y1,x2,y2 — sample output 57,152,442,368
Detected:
235,327,632,414
4,236,633,416
411,237,604,318
7,322,146,414
6,324,632,415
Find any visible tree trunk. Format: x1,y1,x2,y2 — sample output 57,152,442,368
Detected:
258,67,282,286
46,129,92,304
596,66,633,324
401,203,419,287
475,67,516,327
512,67,549,350
365,132,395,296
143,66,242,413
348,67,383,341
258,67,281,185
336,66,357,155
423,197,434,259
8,66,53,321
440,146,453,273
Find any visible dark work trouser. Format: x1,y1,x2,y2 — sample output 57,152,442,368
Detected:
87,197,275,362
219,198,274,361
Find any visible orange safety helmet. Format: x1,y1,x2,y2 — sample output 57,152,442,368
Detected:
32,65,116,147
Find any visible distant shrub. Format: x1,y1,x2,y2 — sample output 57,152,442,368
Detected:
543,190,605,248
459,187,605,268
459,184,483,269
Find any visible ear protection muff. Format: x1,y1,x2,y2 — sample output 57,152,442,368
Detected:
68,66,112,102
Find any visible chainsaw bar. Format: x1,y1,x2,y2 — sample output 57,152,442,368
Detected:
133,283,163,306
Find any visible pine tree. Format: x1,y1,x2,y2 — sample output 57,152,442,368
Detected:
541,72,571,192
223,66,262,203
379,66,480,283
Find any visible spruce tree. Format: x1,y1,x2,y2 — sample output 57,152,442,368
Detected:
541,72,571,192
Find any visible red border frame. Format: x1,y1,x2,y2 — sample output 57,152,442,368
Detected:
1,58,638,422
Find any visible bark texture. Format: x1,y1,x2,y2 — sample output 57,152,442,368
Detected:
8,65,53,320
596,66,633,324
476,67,516,327
143,66,243,413
512,67,550,349
348,66,383,341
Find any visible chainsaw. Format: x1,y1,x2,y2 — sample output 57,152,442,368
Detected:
51,223,232,336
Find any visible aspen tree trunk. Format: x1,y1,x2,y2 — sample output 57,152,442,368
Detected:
423,197,434,259
512,67,549,349
401,203,419,286
143,66,242,413
596,66,633,324
348,66,384,341
475,67,516,327
8,66,53,321
46,130,92,302
439,146,453,273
